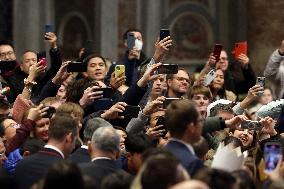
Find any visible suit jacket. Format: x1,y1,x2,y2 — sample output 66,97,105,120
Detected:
165,140,204,176
79,158,121,187
15,147,63,189
69,147,90,164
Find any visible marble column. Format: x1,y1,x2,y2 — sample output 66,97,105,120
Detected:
142,0,162,57
13,0,54,57
95,0,118,60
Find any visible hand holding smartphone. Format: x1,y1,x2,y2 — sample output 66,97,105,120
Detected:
44,25,54,40
114,65,125,78
233,41,247,59
37,51,47,67
160,29,170,41
256,77,265,96
264,142,282,172
212,44,223,63
118,105,140,118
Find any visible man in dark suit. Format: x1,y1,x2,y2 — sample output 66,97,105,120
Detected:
69,117,112,164
164,99,204,176
15,113,78,189
79,126,123,187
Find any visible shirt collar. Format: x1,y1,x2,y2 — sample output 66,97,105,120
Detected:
81,145,88,149
91,157,111,162
169,138,195,155
44,145,65,158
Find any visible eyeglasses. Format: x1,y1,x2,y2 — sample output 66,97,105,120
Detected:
173,77,191,84
0,51,15,59
4,123,20,131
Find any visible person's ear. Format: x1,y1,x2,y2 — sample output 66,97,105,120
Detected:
87,141,93,155
23,151,31,157
66,133,73,143
126,152,132,160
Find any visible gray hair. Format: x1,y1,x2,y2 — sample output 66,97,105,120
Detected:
83,117,113,142
91,126,120,153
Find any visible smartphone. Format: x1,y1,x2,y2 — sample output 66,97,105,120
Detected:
93,87,114,99
67,62,87,72
114,65,125,78
160,29,170,41
45,25,54,40
203,69,217,86
155,64,178,74
37,51,47,67
127,32,136,50
155,116,167,137
163,98,180,109
118,105,140,118
256,77,265,87
42,106,56,118
212,44,223,63
234,41,247,59
264,142,282,172
240,120,262,130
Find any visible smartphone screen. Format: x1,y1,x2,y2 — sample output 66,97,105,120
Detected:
127,32,136,50
156,64,178,74
160,29,170,41
212,44,223,63
264,142,281,172
37,51,47,67
67,62,87,72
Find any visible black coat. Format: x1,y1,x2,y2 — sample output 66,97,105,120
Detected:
14,147,63,189
79,158,122,187
69,147,90,164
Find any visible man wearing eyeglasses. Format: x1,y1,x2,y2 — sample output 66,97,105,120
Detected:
0,41,16,62
165,68,191,98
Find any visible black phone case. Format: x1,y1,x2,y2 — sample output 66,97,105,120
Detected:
118,105,140,118
160,29,170,41
67,62,87,72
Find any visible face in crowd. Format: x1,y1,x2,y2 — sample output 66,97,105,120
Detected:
167,70,190,97
232,129,254,147
259,88,273,105
211,69,224,90
151,75,167,97
216,50,229,72
0,44,16,61
20,51,37,74
86,56,107,81
34,118,50,142
191,94,210,114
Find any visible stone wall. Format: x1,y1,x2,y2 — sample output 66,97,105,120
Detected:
247,0,284,75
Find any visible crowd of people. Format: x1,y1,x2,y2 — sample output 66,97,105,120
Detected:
0,27,284,189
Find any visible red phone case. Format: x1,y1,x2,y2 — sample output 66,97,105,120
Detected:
234,41,247,59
